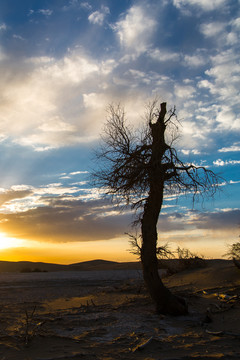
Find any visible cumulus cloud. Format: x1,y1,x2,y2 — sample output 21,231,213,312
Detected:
0,51,102,150
0,46,158,151
174,84,196,98
215,107,240,131
200,19,239,47
0,1,238,162
88,6,110,26
197,49,240,125
113,5,157,54
200,22,225,37
183,54,206,67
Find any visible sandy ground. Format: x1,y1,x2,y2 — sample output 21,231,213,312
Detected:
0,261,240,359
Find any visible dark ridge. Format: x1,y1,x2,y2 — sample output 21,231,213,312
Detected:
0,259,142,272
70,259,118,266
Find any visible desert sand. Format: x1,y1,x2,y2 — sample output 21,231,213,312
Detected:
0,260,239,359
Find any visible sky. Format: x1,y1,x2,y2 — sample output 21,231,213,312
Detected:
0,0,239,264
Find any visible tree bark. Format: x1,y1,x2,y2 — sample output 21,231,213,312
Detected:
140,102,188,315
141,190,188,315
233,258,240,270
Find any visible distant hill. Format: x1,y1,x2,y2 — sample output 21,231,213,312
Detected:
69,259,121,271
67,259,141,271
0,259,142,273
0,260,67,273
71,259,118,266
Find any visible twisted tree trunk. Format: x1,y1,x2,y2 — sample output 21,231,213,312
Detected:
141,190,188,315
140,103,188,315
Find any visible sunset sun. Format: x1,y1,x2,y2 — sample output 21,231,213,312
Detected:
0,234,24,250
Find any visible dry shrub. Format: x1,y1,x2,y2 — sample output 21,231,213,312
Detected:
164,247,206,275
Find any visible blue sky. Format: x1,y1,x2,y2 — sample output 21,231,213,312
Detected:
0,0,239,262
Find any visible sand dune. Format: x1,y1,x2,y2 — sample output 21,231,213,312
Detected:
0,259,239,359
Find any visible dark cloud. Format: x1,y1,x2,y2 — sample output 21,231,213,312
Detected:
0,189,33,206
193,209,240,230
0,186,239,245
0,197,133,242
157,209,240,233
157,212,186,232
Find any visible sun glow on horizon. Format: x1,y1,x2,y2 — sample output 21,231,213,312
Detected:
0,233,26,250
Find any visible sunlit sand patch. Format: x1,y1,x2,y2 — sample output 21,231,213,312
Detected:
44,292,147,312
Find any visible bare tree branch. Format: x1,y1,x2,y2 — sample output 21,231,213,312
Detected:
92,100,223,315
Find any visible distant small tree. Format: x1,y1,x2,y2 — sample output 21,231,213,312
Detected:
176,246,195,260
224,241,240,269
93,101,222,315
224,242,240,260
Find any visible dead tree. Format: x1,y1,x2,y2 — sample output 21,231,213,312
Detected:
93,101,221,315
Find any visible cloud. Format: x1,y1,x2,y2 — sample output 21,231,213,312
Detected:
28,9,53,16
88,6,110,26
0,48,161,152
38,9,53,16
213,159,240,166
200,19,239,46
174,84,196,98
38,116,76,133
218,143,240,152
197,49,239,126
80,2,92,11
200,22,225,37
192,209,240,230
149,49,180,62
215,107,240,131
183,54,206,67
0,23,7,31
69,171,88,175
13,34,25,41
230,180,240,185
63,1,92,11
113,5,157,54
181,149,200,155
157,207,240,235
173,0,228,12
0,51,103,150
0,196,132,242
0,188,33,207
0,175,238,246
0,2,237,160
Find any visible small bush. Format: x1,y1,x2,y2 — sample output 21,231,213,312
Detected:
127,234,206,274
20,267,32,273
20,267,46,273
165,247,206,275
